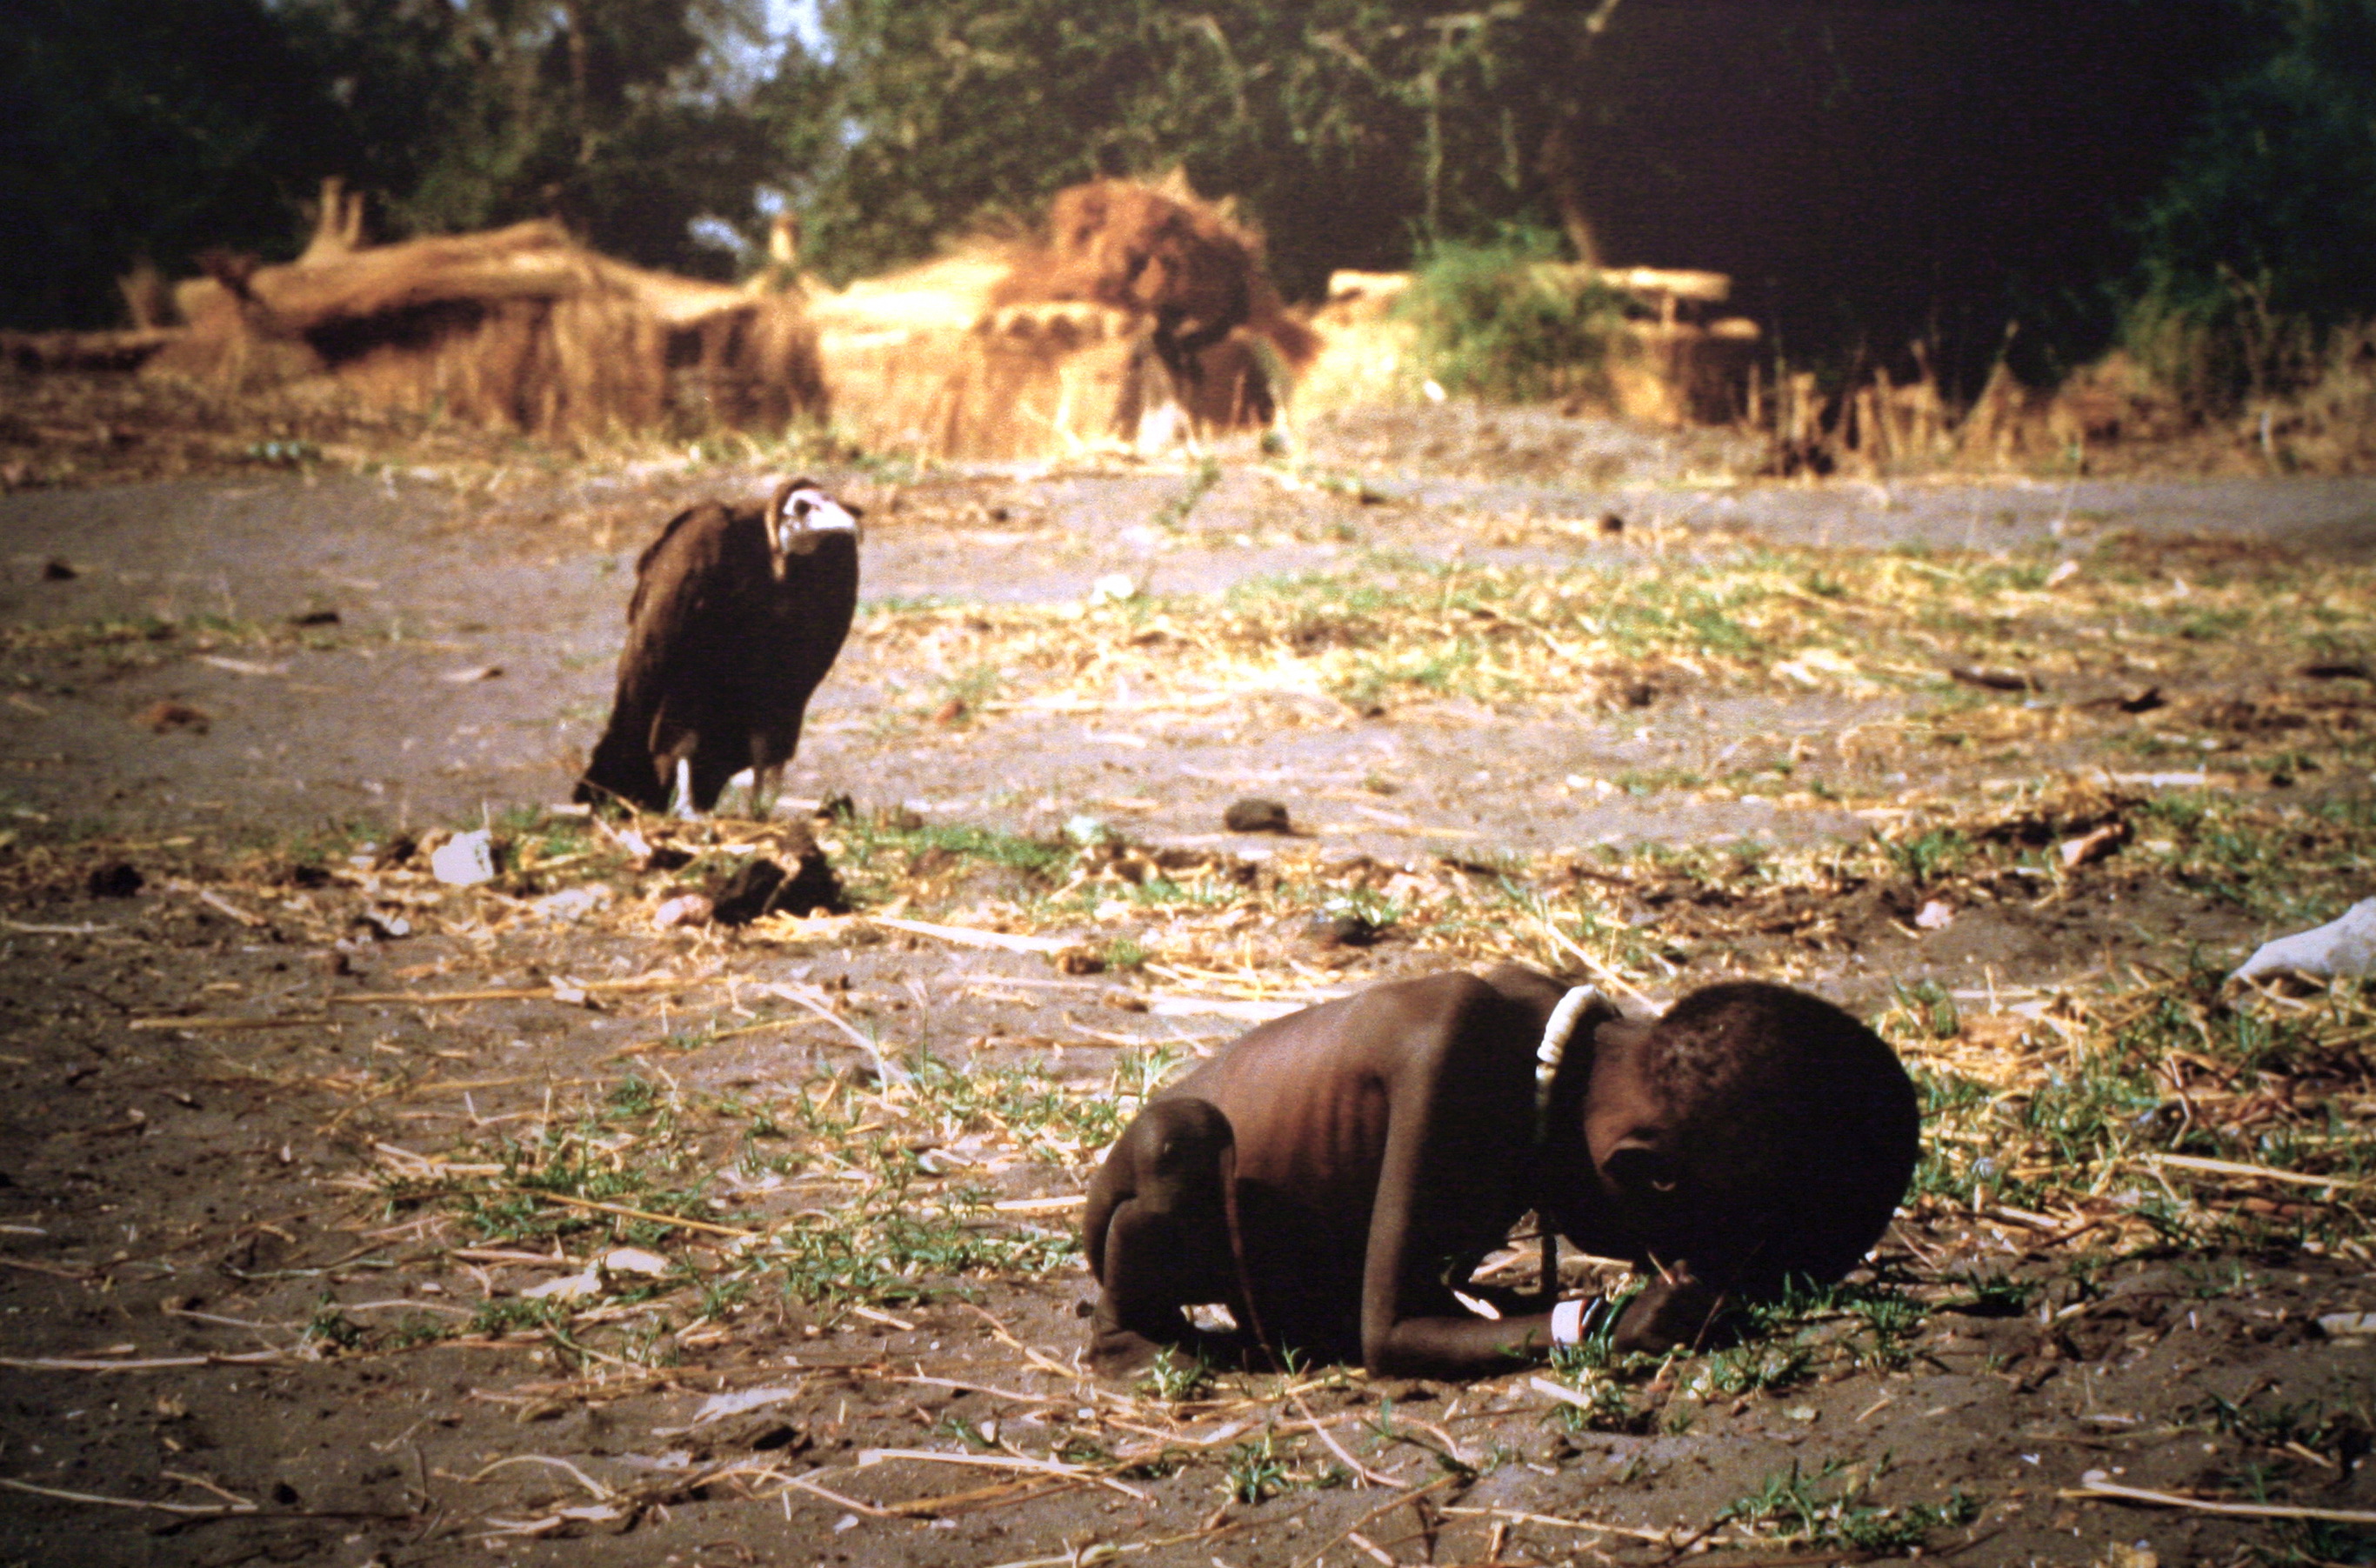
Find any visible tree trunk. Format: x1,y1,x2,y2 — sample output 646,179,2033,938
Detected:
1536,0,1625,268
1538,108,1602,270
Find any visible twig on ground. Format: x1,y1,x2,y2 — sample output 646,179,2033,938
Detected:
2066,1470,2376,1525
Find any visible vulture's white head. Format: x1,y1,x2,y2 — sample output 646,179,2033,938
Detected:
766,477,862,578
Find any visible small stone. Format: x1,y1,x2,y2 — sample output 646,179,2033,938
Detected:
2059,820,2131,869
136,700,209,734
653,892,714,930
1597,512,1625,537
86,862,143,898
41,558,77,582
711,844,846,924
1304,912,1378,949
711,859,791,925
1914,899,1955,931
1223,797,1292,834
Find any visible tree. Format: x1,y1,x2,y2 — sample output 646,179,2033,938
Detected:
0,0,349,328
792,0,1620,298
790,0,2250,395
2126,0,2376,399
281,0,782,277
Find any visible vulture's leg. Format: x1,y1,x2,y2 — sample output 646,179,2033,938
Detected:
748,764,784,822
669,757,701,821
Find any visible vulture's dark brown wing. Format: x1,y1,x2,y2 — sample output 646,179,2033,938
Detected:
577,504,754,809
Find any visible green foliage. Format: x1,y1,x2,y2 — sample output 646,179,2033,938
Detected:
1720,1459,1978,1554
0,0,350,328
1152,457,1222,533
1940,1271,2039,1318
1223,1432,1293,1504
773,1183,1078,1305
1705,1340,1812,1396
1138,1347,1213,1404
1401,226,1629,402
792,1,1604,296
1884,829,1969,887
280,0,781,277
0,0,787,328
304,1300,367,1354
2125,0,2376,403
1550,1371,1643,1434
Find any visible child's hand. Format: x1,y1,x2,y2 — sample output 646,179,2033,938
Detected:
1610,1264,1724,1353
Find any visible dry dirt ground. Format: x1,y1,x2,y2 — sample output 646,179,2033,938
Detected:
1,399,2374,1568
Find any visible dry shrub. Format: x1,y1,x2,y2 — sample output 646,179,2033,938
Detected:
814,281,1140,463
1783,314,2376,479
804,177,1322,459
2251,321,2376,470
142,220,823,439
992,174,1319,381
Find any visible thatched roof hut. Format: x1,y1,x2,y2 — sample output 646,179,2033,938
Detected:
146,217,824,437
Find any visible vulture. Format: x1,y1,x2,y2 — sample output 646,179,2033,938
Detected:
576,477,861,817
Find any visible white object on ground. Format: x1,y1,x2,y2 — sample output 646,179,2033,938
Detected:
653,892,713,929
430,829,497,886
523,1268,600,1301
2233,897,2376,982
601,1247,671,1278
532,884,613,922
690,1386,804,1426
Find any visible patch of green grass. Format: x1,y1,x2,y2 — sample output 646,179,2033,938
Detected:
902,1051,1131,1164
1610,765,1709,797
304,1301,367,1354
1400,225,1629,403
1884,827,1970,886
1884,979,1962,1042
930,1412,999,1450
1547,1371,1644,1434
772,1175,1078,1306
469,1298,571,1337
1138,1347,1213,1404
829,813,1074,899
1152,456,1223,532
1726,1278,1929,1375
1939,1271,2039,1317
1705,1339,1813,1396
1222,1433,1294,1503
2199,1391,2375,1469
1719,1459,1978,1553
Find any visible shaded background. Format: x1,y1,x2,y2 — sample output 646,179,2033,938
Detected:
3,0,2368,397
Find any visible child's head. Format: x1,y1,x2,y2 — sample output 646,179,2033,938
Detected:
1579,981,1920,1296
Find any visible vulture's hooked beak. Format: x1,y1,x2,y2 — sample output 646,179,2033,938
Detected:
768,478,861,580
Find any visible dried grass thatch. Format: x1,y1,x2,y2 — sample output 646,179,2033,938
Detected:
806,177,1325,461
143,217,824,438
807,250,1143,461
